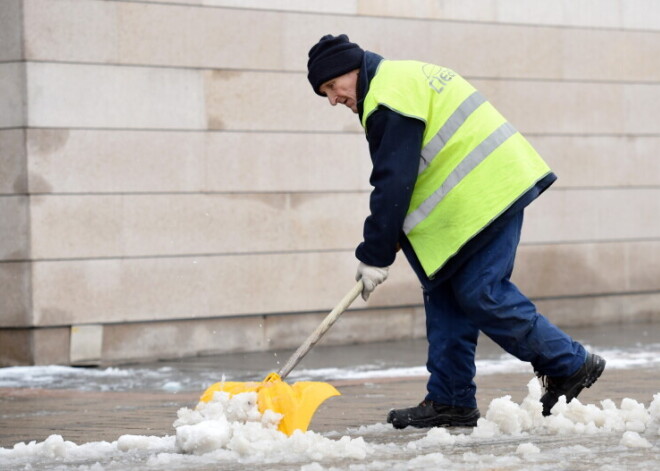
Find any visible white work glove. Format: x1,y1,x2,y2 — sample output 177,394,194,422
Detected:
355,262,389,301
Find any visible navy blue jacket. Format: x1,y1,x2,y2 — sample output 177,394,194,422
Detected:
354,52,556,290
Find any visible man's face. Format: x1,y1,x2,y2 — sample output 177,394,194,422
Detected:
319,69,359,114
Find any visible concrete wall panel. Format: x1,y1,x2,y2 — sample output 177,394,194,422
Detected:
0,129,27,194
0,62,26,129
522,188,660,244
26,62,206,129
265,307,418,351
30,253,419,326
115,3,288,71
102,316,268,362
530,136,660,188
32,328,70,365
621,0,660,31
473,79,660,136
0,196,29,261
22,0,117,63
0,329,31,366
26,129,371,194
29,192,368,258
201,69,355,132
513,240,660,298
202,133,371,192
625,241,660,291
537,292,660,328
623,84,660,134
0,0,23,62
0,262,31,327
0,327,70,365
23,0,302,70
27,129,205,194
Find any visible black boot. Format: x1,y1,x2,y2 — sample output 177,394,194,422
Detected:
386,400,480,429
538,352,606,416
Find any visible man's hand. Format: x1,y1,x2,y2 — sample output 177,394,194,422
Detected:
355,262,389,301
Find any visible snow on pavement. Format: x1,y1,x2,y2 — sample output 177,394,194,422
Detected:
1,344,659,393
1,379,658,471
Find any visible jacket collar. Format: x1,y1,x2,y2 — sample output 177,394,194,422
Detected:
357,51,384,121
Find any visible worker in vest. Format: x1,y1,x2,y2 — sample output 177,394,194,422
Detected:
307,34,606,428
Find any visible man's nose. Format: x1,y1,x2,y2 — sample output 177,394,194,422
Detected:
327,94,338,106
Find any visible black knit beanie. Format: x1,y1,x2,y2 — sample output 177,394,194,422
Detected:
307,34,364,96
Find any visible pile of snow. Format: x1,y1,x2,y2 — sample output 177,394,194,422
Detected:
1,381,657,469
470,379,660,443
171,390,370,462
401,378,659,460
0,433,176,467
0,390,371,468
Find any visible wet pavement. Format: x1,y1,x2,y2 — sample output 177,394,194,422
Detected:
0,322,658,470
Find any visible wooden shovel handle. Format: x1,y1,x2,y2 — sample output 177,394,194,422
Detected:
277,280,364,380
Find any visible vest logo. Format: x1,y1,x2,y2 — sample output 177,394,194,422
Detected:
422,64,456,93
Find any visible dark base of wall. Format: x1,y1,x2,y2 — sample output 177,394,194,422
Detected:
0,327,69,366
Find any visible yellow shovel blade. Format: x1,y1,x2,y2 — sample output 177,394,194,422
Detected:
199,373,340,436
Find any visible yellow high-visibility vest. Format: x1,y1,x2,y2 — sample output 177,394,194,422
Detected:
361,60,552,278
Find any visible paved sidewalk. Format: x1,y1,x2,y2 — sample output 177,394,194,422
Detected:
1,366,657,445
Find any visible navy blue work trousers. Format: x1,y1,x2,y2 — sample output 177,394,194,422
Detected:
423,210,586,408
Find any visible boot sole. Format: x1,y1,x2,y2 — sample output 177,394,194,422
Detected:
387,410,480,429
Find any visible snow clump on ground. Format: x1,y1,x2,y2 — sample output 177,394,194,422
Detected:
470,379,660,441
172,390,371,461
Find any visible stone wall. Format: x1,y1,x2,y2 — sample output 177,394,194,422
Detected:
1,0,659,365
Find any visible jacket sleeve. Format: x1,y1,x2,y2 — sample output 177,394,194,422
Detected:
355,107,425,267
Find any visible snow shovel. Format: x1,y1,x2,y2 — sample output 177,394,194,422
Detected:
200,280,364,435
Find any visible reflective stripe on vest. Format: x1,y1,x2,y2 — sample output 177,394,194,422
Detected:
361,60,551,278
419,91,487,174
404,121,517,233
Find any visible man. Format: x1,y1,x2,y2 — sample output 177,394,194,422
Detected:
306,34,606,429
